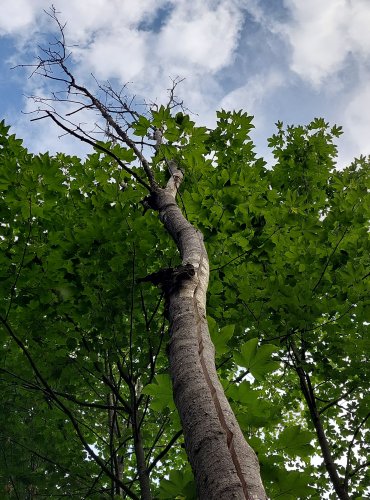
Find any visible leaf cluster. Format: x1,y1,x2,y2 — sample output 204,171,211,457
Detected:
0,108,369,499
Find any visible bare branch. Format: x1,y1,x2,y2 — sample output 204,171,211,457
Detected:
38,111,151,190
344,411,370,487
166,76,185,109
18,6,159,191
147,429,183,474
0,316,139,500
318,386,357,415
312,227,349,294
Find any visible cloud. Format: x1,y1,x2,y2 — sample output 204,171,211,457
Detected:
0,0,247,153
2,0,369,167
343,83,370,160
0,0,45,35
281,0,370,87
220,71,284,115
156,1,243,73
56,0,166,45
70,0,244,90
9,1,245,106
0,0,164,39
76,28,151,82
347,1,370,57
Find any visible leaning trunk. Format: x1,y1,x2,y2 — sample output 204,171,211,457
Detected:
150,164,267,500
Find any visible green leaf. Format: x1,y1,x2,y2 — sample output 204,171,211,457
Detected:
158,467,196,499
276,425,315,459
142,374,175,411
234,339,280,380
132,116,151,137
66,337,78,350
208,318,235,355
1,105,369,500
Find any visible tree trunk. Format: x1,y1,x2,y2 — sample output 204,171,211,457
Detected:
107,391,124,497
151,164,267,500
290,341,350,500
133,426,152,500
129,380,152,500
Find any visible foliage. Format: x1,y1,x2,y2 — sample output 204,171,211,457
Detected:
0,108,369,499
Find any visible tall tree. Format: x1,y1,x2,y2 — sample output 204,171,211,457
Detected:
0,11,369,500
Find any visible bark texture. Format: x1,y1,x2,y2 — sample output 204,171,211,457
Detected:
290,341,350,500
152,165,267,500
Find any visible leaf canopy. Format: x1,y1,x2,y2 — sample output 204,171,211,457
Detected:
0,111,369,498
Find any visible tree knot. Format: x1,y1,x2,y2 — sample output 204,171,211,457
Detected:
137,263,195,295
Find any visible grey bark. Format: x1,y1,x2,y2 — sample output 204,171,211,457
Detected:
129,383,152,500
150,164,267,500
107,391,124,497
290,341,350,500
133,425,152,500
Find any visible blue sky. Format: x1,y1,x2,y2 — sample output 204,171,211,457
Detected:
0,0,369,167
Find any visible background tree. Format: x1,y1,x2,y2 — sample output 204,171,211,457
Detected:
0,10,369,500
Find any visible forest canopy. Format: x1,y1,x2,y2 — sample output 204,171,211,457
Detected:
0,105,369,499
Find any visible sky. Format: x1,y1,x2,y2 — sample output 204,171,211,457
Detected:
0,0,370,167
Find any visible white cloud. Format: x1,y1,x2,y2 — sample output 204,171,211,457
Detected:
1,0,246,154
0,0,164,39
156,1,243,73
8,0,244,107
281,0,370,87
220,71,283,114
54,0,166,45
347,0,370,57
1,0,369,166
76,28,151,82
343,83,370,160
0,0,45,35
69,0,244,90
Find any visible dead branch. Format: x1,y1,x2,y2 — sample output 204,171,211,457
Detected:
32,111,150,190
16,6,159,190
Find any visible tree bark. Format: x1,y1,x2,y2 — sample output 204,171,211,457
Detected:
151,164,267,500
129,383,152,500
290,340,350,500
107,390,125,497
133,425,152,500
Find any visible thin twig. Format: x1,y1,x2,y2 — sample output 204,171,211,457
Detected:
36,111,151,190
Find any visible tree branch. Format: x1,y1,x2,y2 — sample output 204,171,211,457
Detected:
35,111,151,191
318,386,356,415
312,227,348,294
0,316,139,500
289,339,349,500
147,429,183,474
344,411,370,487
